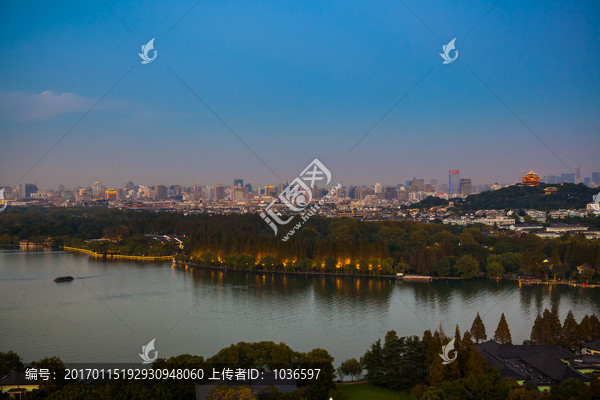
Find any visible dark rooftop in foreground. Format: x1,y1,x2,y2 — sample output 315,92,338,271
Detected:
475,340,591,386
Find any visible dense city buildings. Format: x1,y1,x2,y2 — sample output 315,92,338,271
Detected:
1,168,598,224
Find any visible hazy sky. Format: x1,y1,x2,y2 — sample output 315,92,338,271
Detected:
0,0,599,189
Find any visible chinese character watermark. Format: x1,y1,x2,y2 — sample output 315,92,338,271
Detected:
260,159,340,240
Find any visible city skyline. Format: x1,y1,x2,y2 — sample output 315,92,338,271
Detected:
1,1,599,188
4,166,599,193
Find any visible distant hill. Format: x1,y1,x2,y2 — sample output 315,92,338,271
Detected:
406,183,597,210
457,183,596,210
404,196,449,209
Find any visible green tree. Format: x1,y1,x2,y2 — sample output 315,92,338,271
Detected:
530,313,546,344
362,339,383,384
0,351,24,378
551,378,591,400
31,356,66,394
494,313,512,344
486,261,504,279
434,257,453,277
462,331,487,376
579,315,593,343
208,385,256,400
462,368,513,400
340,358,362,381
455,255,479,279
547,304,562,343
560,310,580,349
470,313,487,343
297,348,335,400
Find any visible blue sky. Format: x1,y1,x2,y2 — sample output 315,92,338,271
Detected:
0,0,599,189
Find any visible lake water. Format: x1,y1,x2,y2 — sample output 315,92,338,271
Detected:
1,250,598,364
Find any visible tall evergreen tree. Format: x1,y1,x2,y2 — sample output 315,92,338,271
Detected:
381,331,403,389
494,313,512,344
589,315,600,341
470,312,487,343
530,313,545,344
362,339,383,384
561,310,580,350
548,304,562,343
579,315,593,343
426,329,446,386
551,241,562,266
461,331,486,376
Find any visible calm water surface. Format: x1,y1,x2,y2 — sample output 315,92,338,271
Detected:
1,250,599,364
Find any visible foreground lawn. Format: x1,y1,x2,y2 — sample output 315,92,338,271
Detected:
336,382,410,400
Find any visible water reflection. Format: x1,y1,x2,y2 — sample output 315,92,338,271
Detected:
2,251,599,364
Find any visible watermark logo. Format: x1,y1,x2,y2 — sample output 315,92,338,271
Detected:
440,38,458,64
0,189,7,213
138,38,157,64
139,338,158,364
439,338,457,364
260,159,339,239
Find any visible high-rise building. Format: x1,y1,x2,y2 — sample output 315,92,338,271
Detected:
244,183,253,194
202,186,213,201
154,185,168,201
384,186,397,200
460,178,472,197
449,170,460,194
397,186,407,200
264,185,276,196
215,185,226,201
592,172,600,186
575,166,581,184
374,182,382,194
234,179,244,188
105,189,118,201
560,173,575,183
92,181,102,197
410,178,424,192
25,184,38,198
232,187,245,202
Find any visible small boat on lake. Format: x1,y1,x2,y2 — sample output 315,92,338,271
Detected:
54,276,74,283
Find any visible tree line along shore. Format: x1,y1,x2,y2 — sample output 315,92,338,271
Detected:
0,207,599,283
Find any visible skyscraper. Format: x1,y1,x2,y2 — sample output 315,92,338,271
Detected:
25,184,38,198
234,179,244,188
460,178,472,197
384,186,397,200
449,170,460,194
215,185,226,201
92,181,102,197
561,173,575,183
154,185,168,201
